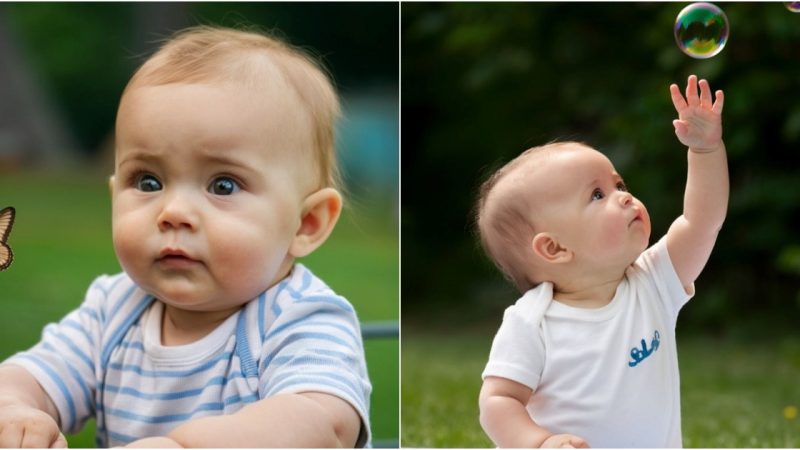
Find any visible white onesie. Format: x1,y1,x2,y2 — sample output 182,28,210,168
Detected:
482,237,693,447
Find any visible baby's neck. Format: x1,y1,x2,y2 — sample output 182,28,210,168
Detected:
552,273,625,309
161,303,242,346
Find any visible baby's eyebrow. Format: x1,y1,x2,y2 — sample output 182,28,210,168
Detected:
582,173,623,196
200,153,263,179
118,151,160,168
584,178,600,190
200,153,250,168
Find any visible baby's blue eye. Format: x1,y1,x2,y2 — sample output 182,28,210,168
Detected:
591,188,604,201
136,174,162,192
209,177,240,195
617,182,628,192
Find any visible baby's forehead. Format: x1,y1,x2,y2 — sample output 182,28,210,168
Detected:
120,79,308,136
497,146,616,204
131,59,298,106
115,82,315,171
517,145,614,179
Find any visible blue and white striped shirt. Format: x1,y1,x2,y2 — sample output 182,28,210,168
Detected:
4,263,371,447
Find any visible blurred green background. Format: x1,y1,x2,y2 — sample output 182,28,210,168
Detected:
0,2,398,447
402,2,800,447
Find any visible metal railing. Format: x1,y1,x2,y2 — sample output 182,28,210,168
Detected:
361,321,400,339
361,320,399,448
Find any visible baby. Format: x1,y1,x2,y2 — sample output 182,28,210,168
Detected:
0,26,371,448
476,75,727,448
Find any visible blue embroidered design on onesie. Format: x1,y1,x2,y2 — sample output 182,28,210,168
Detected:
628,330,660,367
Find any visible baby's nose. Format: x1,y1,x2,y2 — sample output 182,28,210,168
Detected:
158,189,199,231
619,192,633,206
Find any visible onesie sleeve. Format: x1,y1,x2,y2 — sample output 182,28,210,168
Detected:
482,297,547,391
634,236,694,325
257,268,372,447
2,275,110,434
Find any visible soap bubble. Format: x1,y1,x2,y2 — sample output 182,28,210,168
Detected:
674,2,729,59
786,2,800,12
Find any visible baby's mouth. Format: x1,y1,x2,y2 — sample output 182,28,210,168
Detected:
157,248,201,268
629,210,644,227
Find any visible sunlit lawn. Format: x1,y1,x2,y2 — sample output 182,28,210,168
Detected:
0,169,398,447
402,326,800,448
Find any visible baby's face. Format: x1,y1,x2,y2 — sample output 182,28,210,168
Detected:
533,146,652,270
111,81,315,312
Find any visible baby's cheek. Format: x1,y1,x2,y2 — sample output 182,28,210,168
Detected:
112,218,146,274
600,218,626,245
211,230,290,299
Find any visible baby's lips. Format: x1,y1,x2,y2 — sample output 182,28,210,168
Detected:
158,247,194,260
629,209,644,226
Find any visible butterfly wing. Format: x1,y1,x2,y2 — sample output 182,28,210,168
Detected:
0,242,12,270
0,207,15,270
0,207,14,243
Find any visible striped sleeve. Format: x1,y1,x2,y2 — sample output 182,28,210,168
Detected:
258,267,372,447
3,275,110,433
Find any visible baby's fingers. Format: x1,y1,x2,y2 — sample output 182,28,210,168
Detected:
670,84,687,112
50,433,68,448
0,423,25,448
685,75,699,106
712,89,724,114
21,426,63,448
698,79,713,108
21,432,54,448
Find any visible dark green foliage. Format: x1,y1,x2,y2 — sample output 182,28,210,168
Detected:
6,3,398,153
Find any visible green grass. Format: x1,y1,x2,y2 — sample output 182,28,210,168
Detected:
402,327,800,448
401,330,493,448
0,169,398,446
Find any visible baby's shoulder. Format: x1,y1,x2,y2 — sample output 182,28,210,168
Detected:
244,264,362,358
505,282,554,323
277,263,347,300
251,263,356,324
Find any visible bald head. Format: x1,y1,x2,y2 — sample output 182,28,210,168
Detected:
475,142,595,292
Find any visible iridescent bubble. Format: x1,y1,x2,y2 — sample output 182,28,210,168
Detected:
785,2,800,12
674,2,729,59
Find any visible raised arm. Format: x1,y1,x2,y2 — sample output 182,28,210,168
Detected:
479,376,588,448
125,391,361,448
666,75,729,290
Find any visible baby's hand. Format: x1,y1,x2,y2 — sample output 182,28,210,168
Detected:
0,404,66,448
670,74,724,152
540,433,590,448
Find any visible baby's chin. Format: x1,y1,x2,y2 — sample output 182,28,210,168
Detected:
133,278,238,312
155,293,252,315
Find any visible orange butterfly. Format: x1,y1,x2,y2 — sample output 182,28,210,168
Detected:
0,207,15,271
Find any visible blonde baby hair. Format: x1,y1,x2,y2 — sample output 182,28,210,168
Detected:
120,25,342,190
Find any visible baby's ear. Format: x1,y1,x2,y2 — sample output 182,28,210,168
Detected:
531,232,572,264
289,188,343,258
